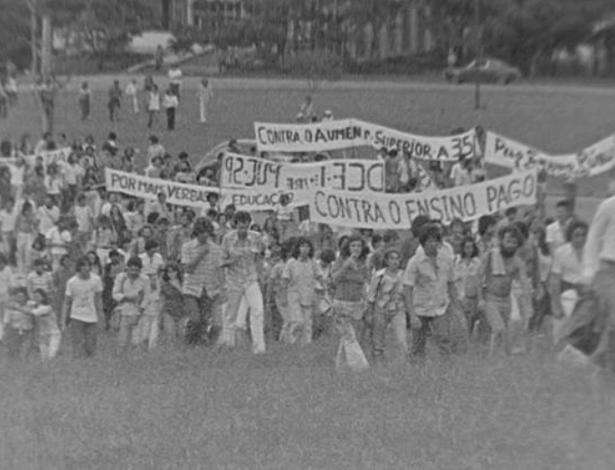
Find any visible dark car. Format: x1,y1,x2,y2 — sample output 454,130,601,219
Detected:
444,58,521,85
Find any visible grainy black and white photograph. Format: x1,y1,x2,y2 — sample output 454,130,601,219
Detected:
1,0,615,468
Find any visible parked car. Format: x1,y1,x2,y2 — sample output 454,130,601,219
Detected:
444,58,521,84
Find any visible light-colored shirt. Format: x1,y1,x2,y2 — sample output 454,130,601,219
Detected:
37,205,60,234
546,220,568,251
75,205,93,233
367,268,405,313
450,162,472,187
221,230,263,290
282,258,319,306
404,247,455,317
163,93,178,109
0,207,17,232
552,243,584,284
181,239,223,297
583,195,615,280
65,274,103,323
112,272,150,316
26,271,53,297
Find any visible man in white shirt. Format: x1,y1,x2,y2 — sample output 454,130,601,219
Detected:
449,156,473,187
168,66,183,100
546,199,574,254
37,195,60,235
63,256,103,357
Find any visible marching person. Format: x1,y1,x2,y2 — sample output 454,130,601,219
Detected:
163,87,179,131
125,78,140,114
108,80,122,122
221,211,266,354
198,78,213,124
181,218,223,346
330,235,371,371
366,248,408,365
404,224,466,359
476,225,530,356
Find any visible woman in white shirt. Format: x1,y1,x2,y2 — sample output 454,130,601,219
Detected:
549,220,588,342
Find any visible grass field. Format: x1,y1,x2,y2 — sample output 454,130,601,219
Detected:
1,77,615,469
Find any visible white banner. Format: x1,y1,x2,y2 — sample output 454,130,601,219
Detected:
485,132,615,179
12,147,72,167
254,119,476,161
221,152,383,203
309,169,538,229
105,168,219,209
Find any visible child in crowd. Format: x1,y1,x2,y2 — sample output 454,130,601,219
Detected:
26,258,53,299
29,289,61,360
112,256,150,352
4,287,34,359
454,237,482,336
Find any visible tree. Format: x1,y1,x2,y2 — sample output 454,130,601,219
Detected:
481,0,613,76
0,0,32,71
44,0,155,70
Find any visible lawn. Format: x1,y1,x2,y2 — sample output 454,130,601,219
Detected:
1,77,615,469
1,334,614,469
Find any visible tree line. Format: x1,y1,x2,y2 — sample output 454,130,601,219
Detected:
1,0,613,76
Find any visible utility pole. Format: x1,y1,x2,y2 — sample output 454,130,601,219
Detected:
28,0,38,77
474,0,481,109
41,13,52,80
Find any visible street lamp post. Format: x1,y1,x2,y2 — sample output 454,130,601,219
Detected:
474,0,481,109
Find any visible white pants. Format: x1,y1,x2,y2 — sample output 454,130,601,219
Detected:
131,96,139,114
199,99,209,123
226,282,265,353
16,232,34,275
40,331,61,360
135,314,159,349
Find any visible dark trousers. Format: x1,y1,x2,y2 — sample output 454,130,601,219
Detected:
166,107,176,130
411,310,467,357
70,319,98,357
4,326,33,359
183,293,214,345
108,100,120,121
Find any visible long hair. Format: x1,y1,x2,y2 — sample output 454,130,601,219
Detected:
339,235,369,261
291,237,314,259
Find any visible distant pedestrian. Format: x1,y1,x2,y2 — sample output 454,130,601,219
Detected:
108,80,122,122
147,84,160,129
163,87,178,131
78,81,91,121
168,66,182,100
198,78,213,123
125,78,139,114
155,45,164,71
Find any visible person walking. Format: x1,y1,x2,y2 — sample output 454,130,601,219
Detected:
198,78,213,123
163,87,178,131
147,85,160,129
78,81,91,121
108,80,122,122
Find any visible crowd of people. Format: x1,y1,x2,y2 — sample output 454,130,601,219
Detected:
0,126,612,377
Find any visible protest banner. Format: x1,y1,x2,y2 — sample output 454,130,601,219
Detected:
15,147,72,167
254,119,476,161
222,152,383,193
309,169,538,229
105,168,219,209
485,132,615,179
